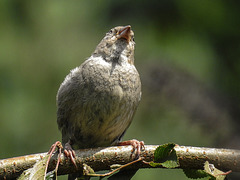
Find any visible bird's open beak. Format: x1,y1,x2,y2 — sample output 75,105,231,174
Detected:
117,25,131,42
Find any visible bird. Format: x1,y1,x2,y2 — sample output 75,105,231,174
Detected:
56,25,144,179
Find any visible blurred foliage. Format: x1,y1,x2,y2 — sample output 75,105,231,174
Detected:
0,0,240,179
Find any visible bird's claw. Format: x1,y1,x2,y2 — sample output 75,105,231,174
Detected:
64,141,77,169
46,141,63,174
118,139,145,159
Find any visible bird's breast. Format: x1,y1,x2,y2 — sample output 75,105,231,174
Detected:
60,57,141,148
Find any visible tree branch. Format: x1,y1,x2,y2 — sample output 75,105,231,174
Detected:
0,145,239,179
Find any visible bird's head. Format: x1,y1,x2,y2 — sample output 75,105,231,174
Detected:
93,25,135,64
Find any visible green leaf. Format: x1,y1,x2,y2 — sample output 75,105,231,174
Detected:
46,170,56,180
149,143,179,168
83,163,95,175
154,143,176,163
18,154,54,180
183,161,229,180
183,169,209,179
148,162,162,167
204,161,228,180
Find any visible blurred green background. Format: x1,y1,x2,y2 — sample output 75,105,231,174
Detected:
1,1,240,179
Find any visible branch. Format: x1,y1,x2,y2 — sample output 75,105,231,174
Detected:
0,145,239,179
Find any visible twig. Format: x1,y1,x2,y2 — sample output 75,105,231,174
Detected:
86,157,143,177
0,145,239,179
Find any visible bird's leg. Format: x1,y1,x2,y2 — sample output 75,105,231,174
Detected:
63,140,77,169
117,139,145,159
46,141,63,174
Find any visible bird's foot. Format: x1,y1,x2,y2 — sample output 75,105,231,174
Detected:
117,139,145,159
47,141,63,174
46,140,77,175
64,141,78,169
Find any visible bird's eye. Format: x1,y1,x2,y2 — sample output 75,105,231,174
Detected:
108,29,113,34
132,37,135,42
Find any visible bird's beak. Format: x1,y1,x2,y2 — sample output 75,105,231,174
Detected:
117,25,131,42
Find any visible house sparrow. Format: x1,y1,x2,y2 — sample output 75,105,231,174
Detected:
57,25,144,178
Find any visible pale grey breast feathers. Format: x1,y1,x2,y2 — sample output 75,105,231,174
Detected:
57,56,141,148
